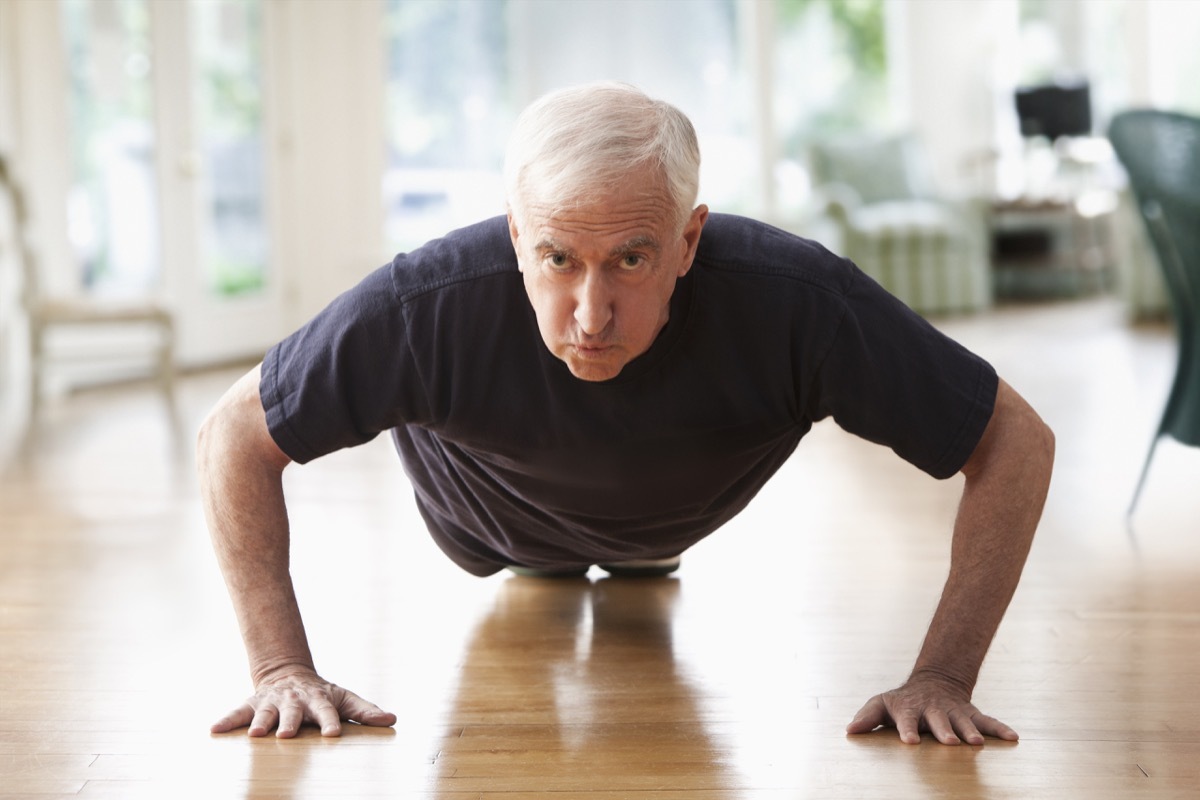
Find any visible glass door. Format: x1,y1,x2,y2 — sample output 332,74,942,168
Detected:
157,0,282,364
62,0,283,366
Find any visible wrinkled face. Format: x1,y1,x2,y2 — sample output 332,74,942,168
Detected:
509,172,708,382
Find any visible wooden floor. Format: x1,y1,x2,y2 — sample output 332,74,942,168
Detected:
2,296,1199,799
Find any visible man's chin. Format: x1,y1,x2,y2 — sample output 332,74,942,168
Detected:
560,345,627,382
563,353,627,382
566,361,624,382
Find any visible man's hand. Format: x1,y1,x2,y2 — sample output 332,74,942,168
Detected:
844,671,1022,748
845,673,1018,746
212,666,398,738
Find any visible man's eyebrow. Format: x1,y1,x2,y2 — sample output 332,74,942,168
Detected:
609,236,661,257
532,235,661,257
534,238,573,255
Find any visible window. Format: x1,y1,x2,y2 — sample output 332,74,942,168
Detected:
382,0,749,250
771,0,889,213
773,0,889,139
63,0,159,297
193,0,269,297
383,0,512,252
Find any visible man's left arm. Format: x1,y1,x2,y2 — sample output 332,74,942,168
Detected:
846,377,1054,745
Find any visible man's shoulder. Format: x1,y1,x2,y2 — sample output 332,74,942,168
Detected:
697,213,856,297
389,216,517,302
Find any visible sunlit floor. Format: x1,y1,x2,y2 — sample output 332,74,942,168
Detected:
2,296,1199,799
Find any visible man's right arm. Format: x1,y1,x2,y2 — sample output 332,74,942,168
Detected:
196,363,396,737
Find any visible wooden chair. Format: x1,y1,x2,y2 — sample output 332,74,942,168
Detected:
0,153,175,419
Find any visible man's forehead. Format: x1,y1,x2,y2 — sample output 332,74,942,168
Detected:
532,232,662,255
521,196,674,238
518,174,676,229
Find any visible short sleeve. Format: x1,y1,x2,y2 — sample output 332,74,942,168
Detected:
260,264,431,464
806,269,997,478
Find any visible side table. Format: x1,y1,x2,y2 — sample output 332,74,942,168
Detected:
989,190,1118,298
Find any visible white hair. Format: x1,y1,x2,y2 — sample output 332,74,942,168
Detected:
503,82,701,232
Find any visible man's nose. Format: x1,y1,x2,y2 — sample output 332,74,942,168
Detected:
574,271,613,336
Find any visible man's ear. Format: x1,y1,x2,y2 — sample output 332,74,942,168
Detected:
677,204,709,277
507,210,523,272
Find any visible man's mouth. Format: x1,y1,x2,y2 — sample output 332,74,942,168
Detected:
571,343,613,358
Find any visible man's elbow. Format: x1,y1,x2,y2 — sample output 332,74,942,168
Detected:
196,397,240,487
964,379,1055,485
1037,413,1055,461
998,385,1055,499
1010,380,1055,475
1028,412,1055,486
195,403,231,478
195,364,290,480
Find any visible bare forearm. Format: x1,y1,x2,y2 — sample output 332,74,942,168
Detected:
845,380,1052,745
912,380,1054,691
199,366,397,737
197,366,314,685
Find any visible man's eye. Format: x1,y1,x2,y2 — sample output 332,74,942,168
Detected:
547,253,570,268
619,254,643,270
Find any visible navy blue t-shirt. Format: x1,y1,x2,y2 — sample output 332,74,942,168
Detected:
261,214,997,575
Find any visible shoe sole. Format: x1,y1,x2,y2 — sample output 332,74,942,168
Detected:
599,560,681,578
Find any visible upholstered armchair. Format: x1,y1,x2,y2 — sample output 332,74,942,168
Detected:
809,133,992,315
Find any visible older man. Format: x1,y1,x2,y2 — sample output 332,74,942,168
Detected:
198,83,1053,746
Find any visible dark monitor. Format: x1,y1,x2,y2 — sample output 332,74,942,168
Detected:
1015,81,1092,140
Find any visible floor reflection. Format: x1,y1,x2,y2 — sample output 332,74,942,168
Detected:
845,729,1010,800
240,725,398,800
433,575,739,793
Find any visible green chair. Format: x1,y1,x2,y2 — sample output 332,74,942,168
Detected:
1108,110,1200,515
